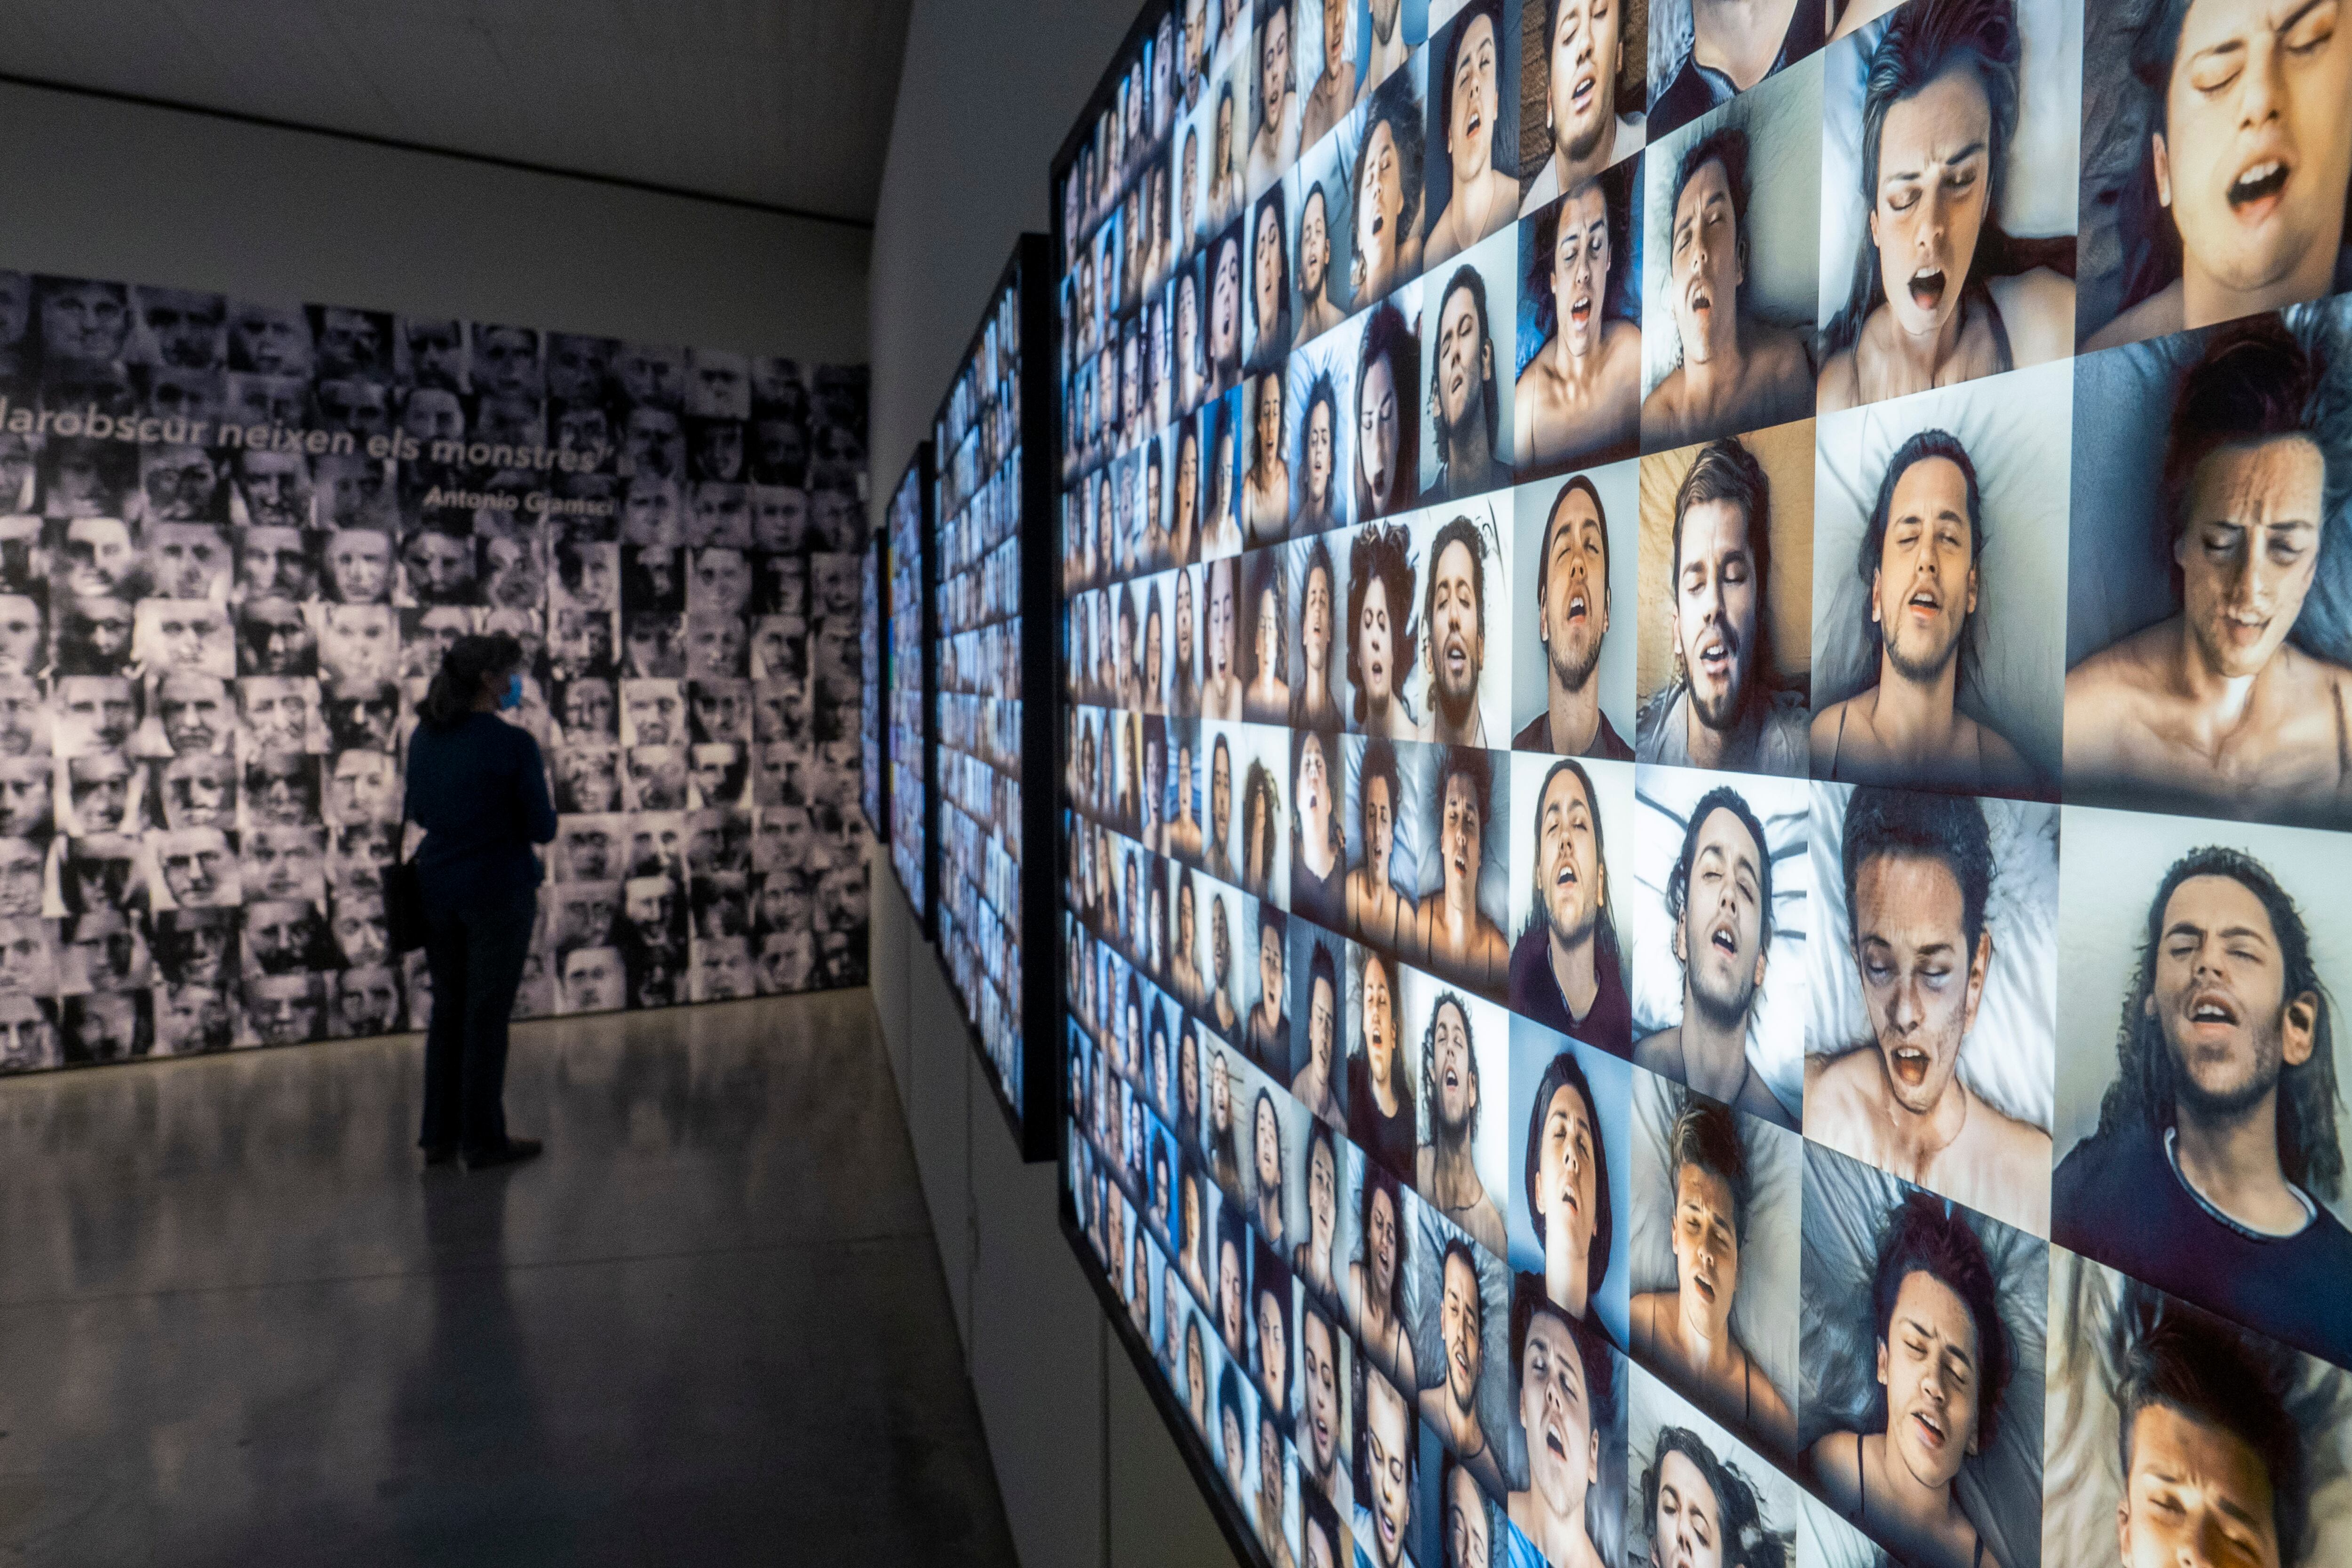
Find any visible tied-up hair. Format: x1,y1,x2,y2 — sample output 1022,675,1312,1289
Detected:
420,632,523,730
1638,1427,1787,1568
1826,0,2070,356
2093,846,2344,1201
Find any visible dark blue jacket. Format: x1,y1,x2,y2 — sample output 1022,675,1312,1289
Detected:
404,713,558,907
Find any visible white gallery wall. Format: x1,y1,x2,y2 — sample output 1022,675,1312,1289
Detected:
866,2,1243,1566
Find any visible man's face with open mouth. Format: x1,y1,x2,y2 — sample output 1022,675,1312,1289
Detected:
1365,1369,1413,1567
1869,67,1992,341
1437,285,1487,437
2149,871,2311,1117
1854,851,1985,1117
1447,13,1500,177
2157,0,2352,304
1430,998,1476,1134
1669,157,1740,365
1430,538,1483,713
1669,1161,1739,1338
1672,499,1760,733
1439,1247,1483,1409
1677,806,1767,1024
1874,455,1977,684
1554,183,1613,360
1302,1309,1340,1477
1540,768,1602,947
1549,0,1621,166
1519,1309,1596,1519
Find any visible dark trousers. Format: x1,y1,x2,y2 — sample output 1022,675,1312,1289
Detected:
419,884,538,1155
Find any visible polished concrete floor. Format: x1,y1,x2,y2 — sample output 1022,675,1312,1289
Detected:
0,989,1020,1567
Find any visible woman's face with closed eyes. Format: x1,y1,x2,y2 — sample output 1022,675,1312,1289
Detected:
1358,352,1398,506
1357,577,1395,702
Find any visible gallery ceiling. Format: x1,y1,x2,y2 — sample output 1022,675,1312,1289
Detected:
0,0,913,224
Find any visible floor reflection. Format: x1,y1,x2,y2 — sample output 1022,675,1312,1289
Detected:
0,991,1017,1565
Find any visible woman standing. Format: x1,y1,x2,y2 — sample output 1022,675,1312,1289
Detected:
407,632,558,1169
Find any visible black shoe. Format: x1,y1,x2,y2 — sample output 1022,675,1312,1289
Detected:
465,1137,544,1172
422,1144,458,1168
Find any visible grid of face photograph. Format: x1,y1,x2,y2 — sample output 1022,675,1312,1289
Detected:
887,458,929,917
0,269,872,1070
863,525,884,839
936,277,1032,1101
1055,2,2352,1567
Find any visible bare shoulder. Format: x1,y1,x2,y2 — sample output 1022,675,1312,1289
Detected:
1642,372,1691,446
2084,284,2181,354
1817,347,1860,413
1986,268,2078,368
2065,625,2166,701
1808,1047,1874,1109
1513,353,1552,403
1810,1430,1863,1512
1752,319,1817,380
1602,319,1642,373
1809,696,1851,760
1633,1026,1679,1077
1964,714,2040,791
1980,1098,2053,1162
2274,640,2352,699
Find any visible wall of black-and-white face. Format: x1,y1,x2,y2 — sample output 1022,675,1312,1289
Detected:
0,270,867,1072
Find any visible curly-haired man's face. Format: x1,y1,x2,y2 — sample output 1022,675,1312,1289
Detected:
2146,871,2317,1122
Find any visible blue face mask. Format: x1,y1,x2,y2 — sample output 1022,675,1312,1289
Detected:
498,673,524,711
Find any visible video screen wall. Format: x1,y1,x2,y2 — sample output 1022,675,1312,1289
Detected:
862,530,884,837
1054,3,2352,1568
935,238,1060,1153
0,265,869,1073
887,449,931,929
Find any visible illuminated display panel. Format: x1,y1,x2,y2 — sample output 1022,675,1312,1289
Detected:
1052,4,2352,1568
886,448,931,929
862,531,884,837
934,238,1059,1155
